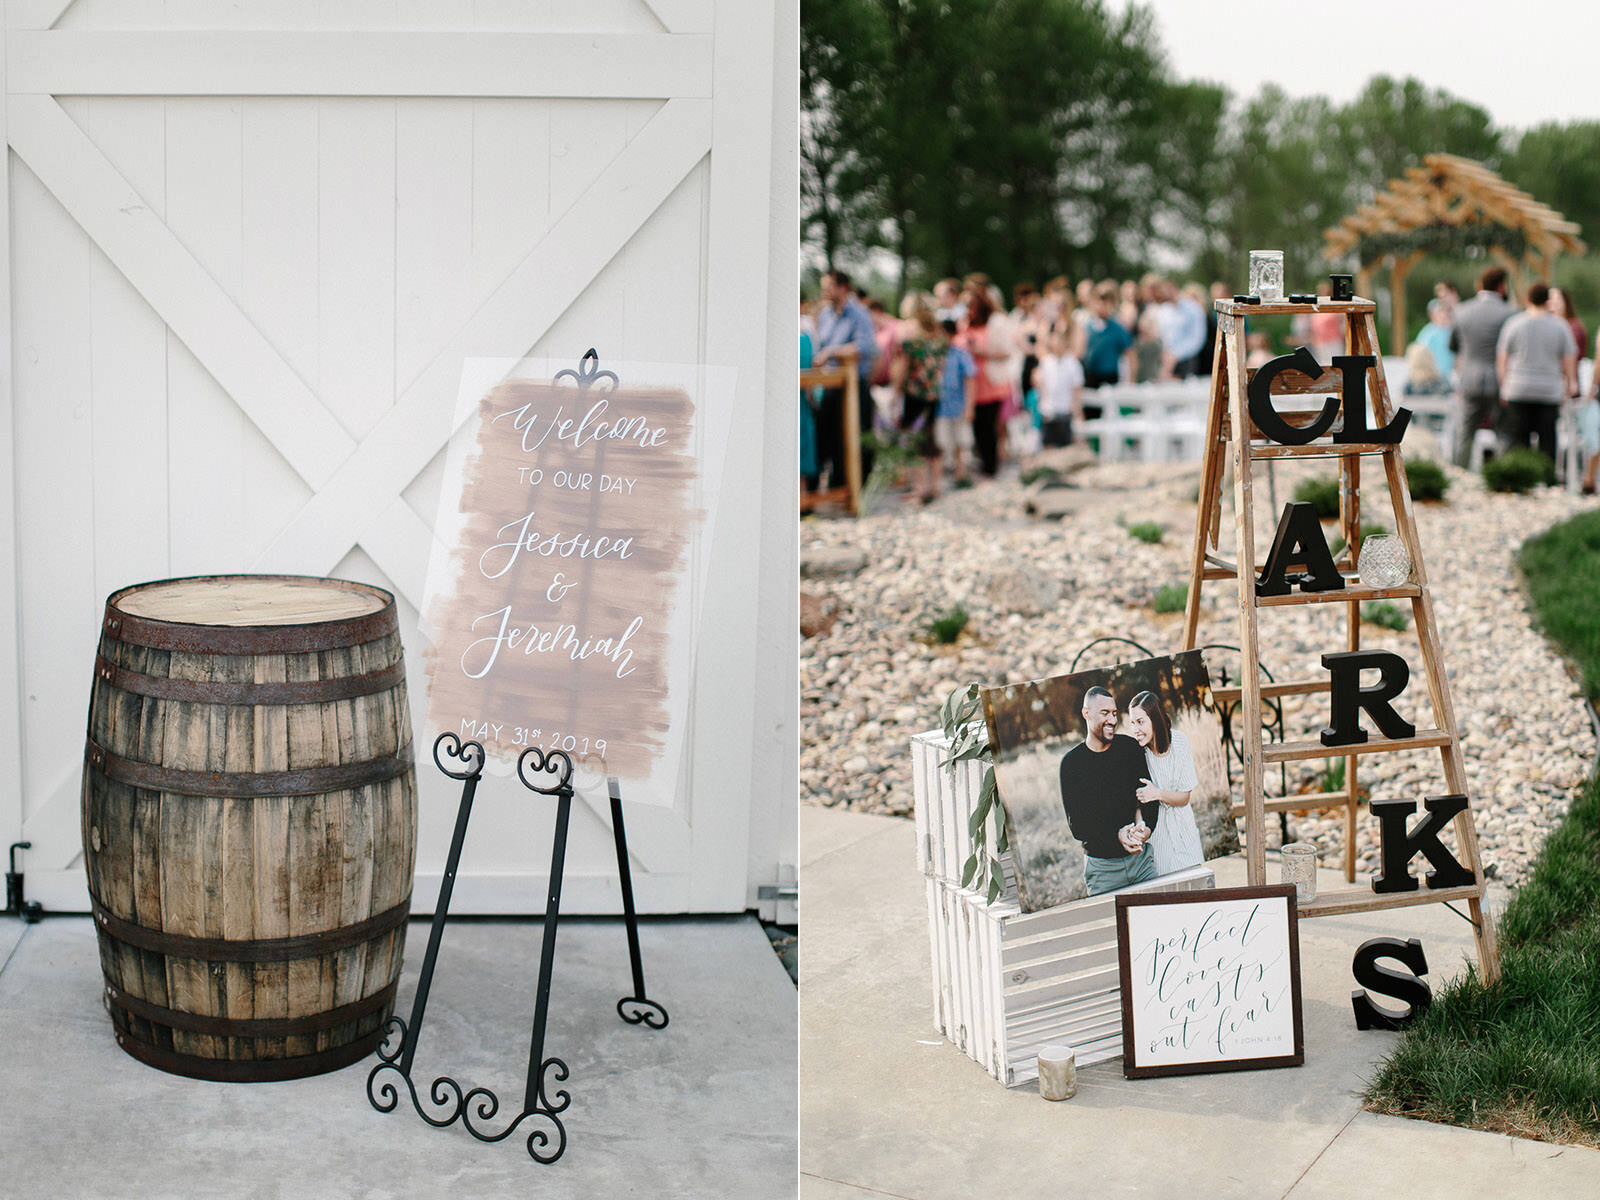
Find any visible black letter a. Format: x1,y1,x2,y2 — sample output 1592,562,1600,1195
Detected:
1256,502,1345,597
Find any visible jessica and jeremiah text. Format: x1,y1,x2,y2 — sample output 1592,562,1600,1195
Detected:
460,605,644,681
477,510,635,579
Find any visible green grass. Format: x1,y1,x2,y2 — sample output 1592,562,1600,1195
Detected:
1362,508,1600,1148
1152,583,1187,614
1521,512,1600,702
1362,781,1600,1147
925,606,969,644
1127,521,1164,544
1360,601,1409,631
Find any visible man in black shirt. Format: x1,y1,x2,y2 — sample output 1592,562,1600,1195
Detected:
1060,687,1161,895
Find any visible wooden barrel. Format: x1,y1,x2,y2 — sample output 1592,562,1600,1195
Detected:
81,575,417,1082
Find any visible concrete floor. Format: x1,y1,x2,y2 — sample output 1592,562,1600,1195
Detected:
800,806,1600,1200
0,912,796,1199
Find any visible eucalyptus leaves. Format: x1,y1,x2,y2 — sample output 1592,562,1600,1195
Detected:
939,683,1008,905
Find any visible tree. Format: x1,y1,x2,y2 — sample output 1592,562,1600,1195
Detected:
1144,80,1231,280
1208,86,1349,284
1333,76,1504,206
800,0,1224,298
1203,76,1504,286
800,0,889,272
1506,121,1600,248
802,7,1510,301
1050,4,1221,281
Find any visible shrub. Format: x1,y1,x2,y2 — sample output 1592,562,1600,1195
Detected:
1361,601,1409,631
1482,447,1555,494
1152,583,1188,614
1405,459,1450,502
1313,758,1370,804
1315,758,1343,796
1127,521,1164,544
1293,476,1341,518
925,606,969,644
858,430,921,509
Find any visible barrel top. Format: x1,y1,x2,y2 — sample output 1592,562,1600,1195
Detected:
103,576,397,654
114,576,388,627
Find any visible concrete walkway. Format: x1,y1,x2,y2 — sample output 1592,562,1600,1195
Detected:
800,806,1600,1200
1,912,796,1199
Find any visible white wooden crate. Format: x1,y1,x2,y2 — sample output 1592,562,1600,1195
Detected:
925,867,1215,1086
913,726,1218,1084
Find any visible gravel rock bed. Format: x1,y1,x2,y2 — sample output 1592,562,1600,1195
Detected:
800,455,1597,887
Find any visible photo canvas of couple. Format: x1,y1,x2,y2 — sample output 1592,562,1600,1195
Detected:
981,650,1240,914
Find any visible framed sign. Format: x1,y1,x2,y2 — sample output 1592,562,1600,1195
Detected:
1115,885,1304,1078
419,353,733,807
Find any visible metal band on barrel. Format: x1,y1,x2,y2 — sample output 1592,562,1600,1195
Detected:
93,654,407,705
85,737,412,798
91,897,411,962
105,979,398,1038
109,1024,385,1083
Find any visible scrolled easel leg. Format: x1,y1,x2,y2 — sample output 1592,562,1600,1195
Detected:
609,777,670,1029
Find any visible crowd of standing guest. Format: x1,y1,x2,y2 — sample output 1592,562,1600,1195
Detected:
1407,266,1599,490
802,268,1228,502
806,261,1600,505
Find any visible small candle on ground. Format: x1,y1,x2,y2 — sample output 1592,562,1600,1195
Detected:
1038,1044,1078,1101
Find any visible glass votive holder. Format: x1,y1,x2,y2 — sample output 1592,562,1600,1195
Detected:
1037,1044,1078,1100
1358,534,1412,588
1249,250,1285,302
1279,842,1318,905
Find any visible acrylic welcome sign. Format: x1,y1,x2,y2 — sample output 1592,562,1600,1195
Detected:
420,353,733,805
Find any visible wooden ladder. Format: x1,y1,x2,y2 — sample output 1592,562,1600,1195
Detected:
1181,296,1500,983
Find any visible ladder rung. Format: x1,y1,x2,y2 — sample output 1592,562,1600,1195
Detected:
1261,728,1452,764
1257,583,1422,608
1211,678,1331,704
1218,298,1377,317
1276,789,1353,808
1230,791,1351,817
1298,882,1482,919
1201,554,1273,581
1250,441,1400,460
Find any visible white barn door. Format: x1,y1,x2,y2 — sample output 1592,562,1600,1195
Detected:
1,0,797,916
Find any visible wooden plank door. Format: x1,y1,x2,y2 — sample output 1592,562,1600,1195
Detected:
2,0,794,916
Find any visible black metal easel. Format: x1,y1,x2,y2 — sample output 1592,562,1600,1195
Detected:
366,732,669,1164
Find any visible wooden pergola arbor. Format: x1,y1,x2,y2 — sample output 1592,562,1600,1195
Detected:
1324,152,1586,352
